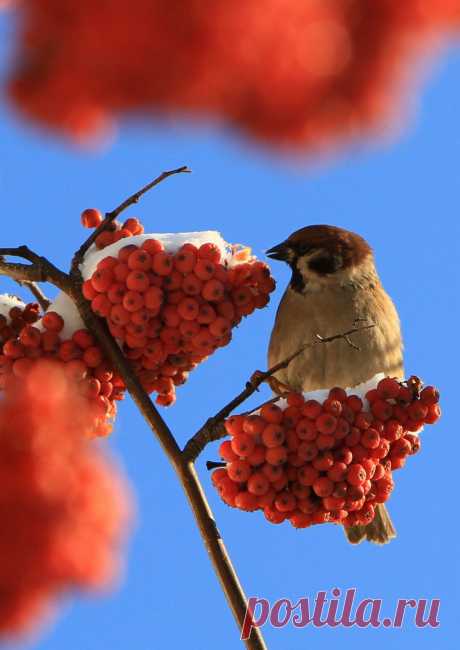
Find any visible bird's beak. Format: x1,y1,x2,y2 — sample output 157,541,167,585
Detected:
266,241,291,262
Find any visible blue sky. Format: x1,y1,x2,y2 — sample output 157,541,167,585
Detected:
1,13,459,650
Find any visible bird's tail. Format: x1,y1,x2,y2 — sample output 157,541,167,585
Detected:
344,504,396,545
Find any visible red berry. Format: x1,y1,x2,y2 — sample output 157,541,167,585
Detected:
312,476,334,498
235,491,259,512
425,403,441,424
275,492,297,513
313,451,334,471
377,377,401,399
227,460,252,482
247,472,270,496
91,267,113,292
177,297,199,321
384,419,403,442
261,423,285,448
316,433,335,450
42,311,64,332
371,399,393,421
141,239,164,255
123,290,144,312
242,415,265,436
347,463,367,486
126,270,149,291
262,463,283,482
174,246,197,273
19,325,41,348
123,217,143,235
247,445,266,466
231,434,256,457
91,294,112,317
83,346,103,368
298,467,320,487
81,208,103,228
355,412,372,430
347,395,363,413
323,398,342,416
260,403,283,424
407,401,428,422
3,339,25,359
302,400,322,419
361,428,381,449
316,413,337,435
225,415,245,436
265,446,288,466
297,441,318,462
330,417,348,440
198,242,221,264
327,462,348,482
296,418,317,441
420,386,440,406
202,279,225,302
182,274,203,296
328,387,347,402
152,252,173,276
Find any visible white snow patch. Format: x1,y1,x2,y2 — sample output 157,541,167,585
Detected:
79,231,244,279
0,294,25,319
36,231,247,338
268,372,423,436
36,292,84,339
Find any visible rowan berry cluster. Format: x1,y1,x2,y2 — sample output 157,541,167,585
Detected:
0,301,124,436
212,377,441,529
7,1,459,147
0,359,131,637
82,227,275,405
81,207,145,249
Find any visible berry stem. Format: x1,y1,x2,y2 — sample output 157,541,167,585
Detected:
14,280,51,311
72,166,191,270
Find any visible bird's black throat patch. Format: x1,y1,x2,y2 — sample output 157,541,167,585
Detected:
290,265,306,293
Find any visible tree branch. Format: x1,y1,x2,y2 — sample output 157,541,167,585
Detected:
183,323,375,461
0,247,71,293
67,271,266,649
72,166,191,269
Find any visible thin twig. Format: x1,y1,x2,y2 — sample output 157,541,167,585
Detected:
206,461,227,471
243,394,288,417
17,281,51,311
107,166,191,221
72,166,191,269
183,323,375,461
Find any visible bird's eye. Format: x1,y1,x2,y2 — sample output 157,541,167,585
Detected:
308,253,343,275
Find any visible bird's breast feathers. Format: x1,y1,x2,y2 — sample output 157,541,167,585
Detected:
268,283,403,392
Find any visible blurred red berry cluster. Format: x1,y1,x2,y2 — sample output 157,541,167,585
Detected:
213,377,440,529
6,0,460,147
0,301,125,436
0,359,131,638
81,219,275,405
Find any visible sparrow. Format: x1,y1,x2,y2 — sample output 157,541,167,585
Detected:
266,225,403,544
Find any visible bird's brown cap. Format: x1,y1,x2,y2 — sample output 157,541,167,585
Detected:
266,225,372,272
